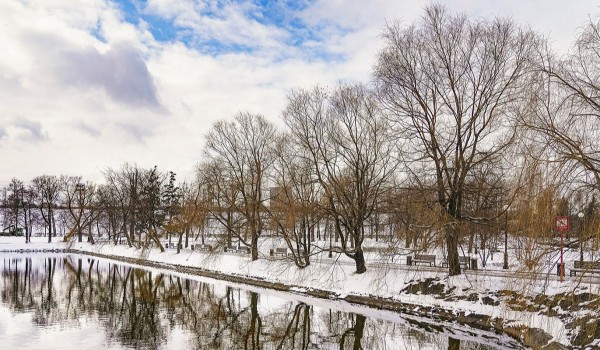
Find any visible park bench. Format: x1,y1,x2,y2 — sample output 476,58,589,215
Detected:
191,244,212,252
570,260,600,276
225,246,250,254
225,245,239,253
410,254,436,267
274,247,288,257
442,256,471,269
198,244,212,252
164,242,182,249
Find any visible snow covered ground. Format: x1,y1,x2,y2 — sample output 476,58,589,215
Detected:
1,236,598,349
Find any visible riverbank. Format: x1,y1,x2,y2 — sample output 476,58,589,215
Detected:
2,237,598,349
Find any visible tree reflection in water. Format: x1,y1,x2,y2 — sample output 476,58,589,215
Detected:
0,255,520,350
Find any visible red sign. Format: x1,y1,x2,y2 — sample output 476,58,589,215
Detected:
554,216,570,231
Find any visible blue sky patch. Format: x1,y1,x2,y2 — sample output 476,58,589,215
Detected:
109,0,344,62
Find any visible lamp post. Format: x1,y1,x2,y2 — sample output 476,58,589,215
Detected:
578,212,584,263
503,205,509,270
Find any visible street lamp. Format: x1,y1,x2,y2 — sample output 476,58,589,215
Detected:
578,212,585,263
503,204,509,270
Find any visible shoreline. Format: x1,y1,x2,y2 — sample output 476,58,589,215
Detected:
2,243,568,350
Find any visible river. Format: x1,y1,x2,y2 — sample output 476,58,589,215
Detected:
0,254,525,349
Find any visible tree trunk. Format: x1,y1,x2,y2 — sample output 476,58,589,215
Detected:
23,204,29,243
446,225,461,276
87,221,94,244
251,232,259,261
448,337,460,350
354,249,367,274
185,227,189,248
352,315,366,350
246,292,261,349
47,209,53,243
340,314,366,350
177,233,182,254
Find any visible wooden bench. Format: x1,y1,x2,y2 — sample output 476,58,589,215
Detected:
199,244,212,252
411,254,436,267
274,247,288,257
442,256,471,269
225,246,250,254
191,244,212,252
225,245,239,253
570,261,600,276
165,243,182,249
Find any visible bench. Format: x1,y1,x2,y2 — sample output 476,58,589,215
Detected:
164,243,182,249
225,245,239,253
191,244,212,252
570,260,600,276
411,254,436,267
274,247,288,257
442,256,470,269
225,246,250,254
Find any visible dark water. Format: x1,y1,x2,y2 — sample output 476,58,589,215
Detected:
0,255,524,350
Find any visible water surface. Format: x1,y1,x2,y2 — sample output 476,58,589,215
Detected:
0,254,524,349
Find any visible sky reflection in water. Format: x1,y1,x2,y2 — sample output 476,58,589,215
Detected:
0,255,523,350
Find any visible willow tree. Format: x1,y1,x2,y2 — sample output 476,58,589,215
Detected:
283,84,395,274
524,17,600,191
269,136,323,268
374,4,540,275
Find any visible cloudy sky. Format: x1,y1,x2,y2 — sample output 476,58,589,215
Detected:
1,0,598,185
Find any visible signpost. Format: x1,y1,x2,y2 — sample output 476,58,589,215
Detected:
555,216,570,282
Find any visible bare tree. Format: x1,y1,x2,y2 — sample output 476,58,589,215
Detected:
269,135,323,267
523,17,600,192
283,84,396,274
204,112,277,261
103,165,138,245
174,181,207,248
381,178,438,252
198,159,241,249
32,175,62,242
96,183,124,243
374,4,539,275
102,163,168,248
62,176,97,243
2,178,34,242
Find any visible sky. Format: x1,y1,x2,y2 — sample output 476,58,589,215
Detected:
1,0,599,186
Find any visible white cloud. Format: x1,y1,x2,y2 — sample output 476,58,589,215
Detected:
53,43,163,111
0,0,599,185
144,0,290,53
